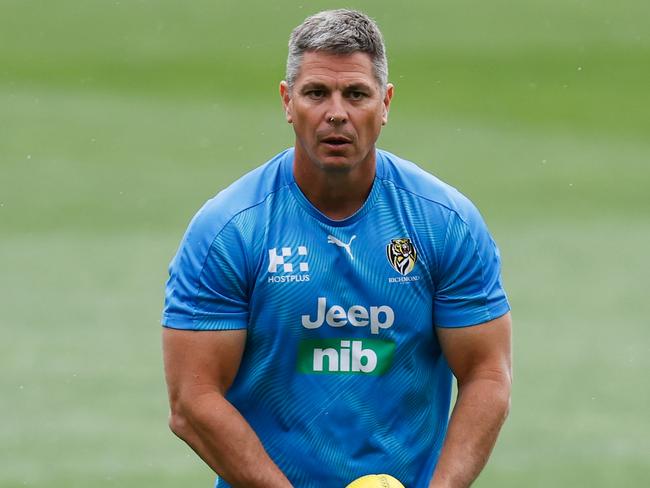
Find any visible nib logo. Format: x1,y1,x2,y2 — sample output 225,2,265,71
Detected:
297,339,395,375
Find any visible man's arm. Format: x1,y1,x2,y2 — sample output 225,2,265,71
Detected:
162,327,293,488
430,312,512,488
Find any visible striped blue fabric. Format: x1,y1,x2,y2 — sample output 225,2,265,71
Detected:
163,148,510,488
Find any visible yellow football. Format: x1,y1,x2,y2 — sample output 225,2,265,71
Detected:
345,474,405,488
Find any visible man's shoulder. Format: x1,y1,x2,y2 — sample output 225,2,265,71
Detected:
195,149,292,222
183,149,292,243
377,149,477,219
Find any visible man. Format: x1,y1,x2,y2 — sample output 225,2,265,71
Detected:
162,9,511,488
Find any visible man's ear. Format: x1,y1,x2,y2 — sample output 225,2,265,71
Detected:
381,83,394,126
279,81,292,123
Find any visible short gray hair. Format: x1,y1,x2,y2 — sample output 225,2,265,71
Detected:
286,9,388,91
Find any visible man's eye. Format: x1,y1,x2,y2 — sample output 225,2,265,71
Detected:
307,90,325,99
348,91,366,100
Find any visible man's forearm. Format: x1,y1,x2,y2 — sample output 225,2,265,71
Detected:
170,390,292,488
429,376,511,488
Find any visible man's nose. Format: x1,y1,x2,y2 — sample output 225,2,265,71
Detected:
326,93,347,125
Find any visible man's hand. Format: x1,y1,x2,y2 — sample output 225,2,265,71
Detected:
430,313,512,488
163,327,293,488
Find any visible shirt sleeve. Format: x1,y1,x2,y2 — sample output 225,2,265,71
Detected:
162,202,250,331
433,203,510,328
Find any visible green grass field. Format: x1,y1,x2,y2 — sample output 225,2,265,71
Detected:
1,1,649,486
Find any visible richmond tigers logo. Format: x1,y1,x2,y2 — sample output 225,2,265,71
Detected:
386,238,418,276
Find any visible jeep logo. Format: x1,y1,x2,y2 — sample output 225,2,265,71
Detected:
301,297,395,335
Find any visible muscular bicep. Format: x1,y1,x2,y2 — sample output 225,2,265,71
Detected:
436,312,512,386
163,327,247,404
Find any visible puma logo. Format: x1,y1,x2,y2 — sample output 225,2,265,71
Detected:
327,234,357,260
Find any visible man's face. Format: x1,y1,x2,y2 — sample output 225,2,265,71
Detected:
280,51,393,173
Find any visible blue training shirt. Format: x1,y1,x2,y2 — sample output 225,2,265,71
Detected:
162,148,510,488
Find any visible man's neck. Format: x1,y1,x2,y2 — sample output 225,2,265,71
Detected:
293,149,376,221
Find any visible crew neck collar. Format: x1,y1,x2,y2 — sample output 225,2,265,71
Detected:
282,148,384,228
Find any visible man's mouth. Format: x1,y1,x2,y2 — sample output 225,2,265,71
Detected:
321,136,352,146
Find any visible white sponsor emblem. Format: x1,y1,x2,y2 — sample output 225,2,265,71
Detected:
268,246,309,273
327,234,357,260
301,297,394,335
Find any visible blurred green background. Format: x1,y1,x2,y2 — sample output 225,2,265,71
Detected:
1,0,648,486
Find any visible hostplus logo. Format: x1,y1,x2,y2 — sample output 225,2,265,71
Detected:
297,297,396,375
267,246,310,284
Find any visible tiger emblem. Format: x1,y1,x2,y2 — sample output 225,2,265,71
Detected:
386,238,418,276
